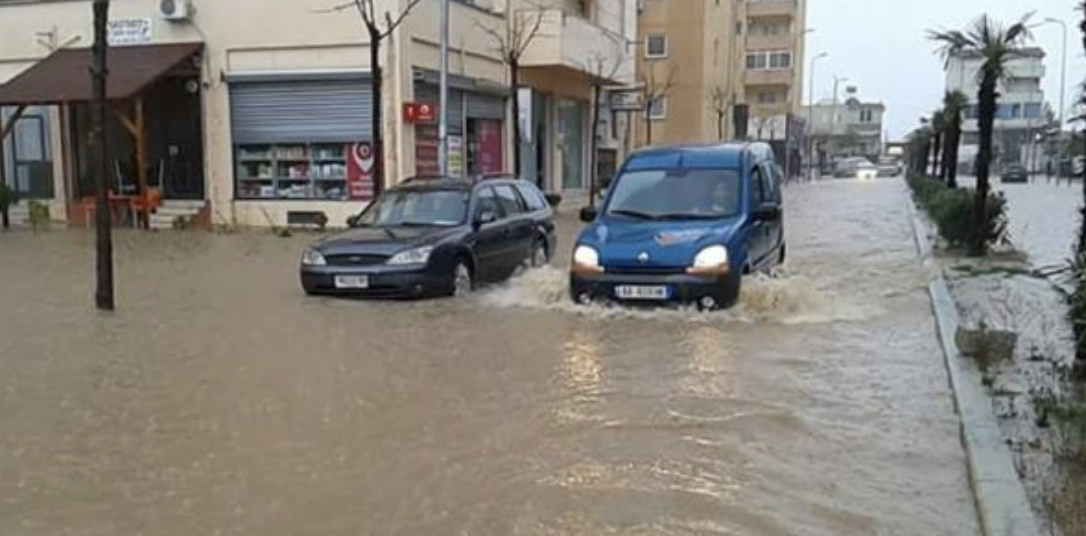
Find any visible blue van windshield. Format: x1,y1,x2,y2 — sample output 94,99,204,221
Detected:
604,169,742,220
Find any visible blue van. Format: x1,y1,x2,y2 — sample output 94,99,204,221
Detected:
570,142,785,310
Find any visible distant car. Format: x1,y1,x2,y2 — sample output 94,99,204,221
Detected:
876,157,902,177
300,177,557,298
1001,164,1028,184
570,142,785,311
854,161,879,181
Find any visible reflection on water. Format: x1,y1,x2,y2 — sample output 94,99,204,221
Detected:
0,179,978,536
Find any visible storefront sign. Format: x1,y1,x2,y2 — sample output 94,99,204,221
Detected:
108,18,153,46
403,102,437,123
346,142,376,200
447,135,464,178
517,88,533,144
609,87,645,111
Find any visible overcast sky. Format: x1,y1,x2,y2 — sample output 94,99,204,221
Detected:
806,0,1084,139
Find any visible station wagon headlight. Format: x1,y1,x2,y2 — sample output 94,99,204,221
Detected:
388,246,434,266
572,245,603,273
301,248,327,266
689,245,729,274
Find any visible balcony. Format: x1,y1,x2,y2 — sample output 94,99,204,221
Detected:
745,33,793,51
745,68,794,87
746,0,798,18
518,9,634,84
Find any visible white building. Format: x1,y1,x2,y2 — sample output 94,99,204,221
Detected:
803,89,885,162
0,0,636,228
945,47,1049,170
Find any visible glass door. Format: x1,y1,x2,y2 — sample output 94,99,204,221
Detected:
559,99,585,191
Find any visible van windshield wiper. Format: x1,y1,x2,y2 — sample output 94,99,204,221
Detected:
608,209,658,220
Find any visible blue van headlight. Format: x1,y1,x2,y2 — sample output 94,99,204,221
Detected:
688,245,729,275
572,245,603,274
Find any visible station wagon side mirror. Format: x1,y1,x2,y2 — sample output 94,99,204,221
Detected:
579,206,598,223
753,205,781,222
475,211,498,227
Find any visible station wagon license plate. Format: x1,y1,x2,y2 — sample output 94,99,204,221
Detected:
614,285,670,300
334,275,370,289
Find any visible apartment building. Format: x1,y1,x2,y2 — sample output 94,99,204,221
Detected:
0,0,634,228
805,90,886,162
944,47,1049,169
635,0,742,146
738,0,806,143
634,0,806,165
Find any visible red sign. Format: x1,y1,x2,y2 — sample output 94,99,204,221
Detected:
476,120,504,175
346,142,376,200
403,102,437,123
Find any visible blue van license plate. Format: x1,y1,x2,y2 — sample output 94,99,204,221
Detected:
614,285,671,300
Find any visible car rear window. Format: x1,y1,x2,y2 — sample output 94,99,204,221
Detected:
515,183,548,212
493,185,524,216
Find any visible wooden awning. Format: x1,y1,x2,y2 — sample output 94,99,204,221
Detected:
0,42,202,106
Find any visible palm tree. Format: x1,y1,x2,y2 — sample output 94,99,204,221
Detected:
930,110,947,180
941,91,969,188
906,126,934,176
1078,1,1086,256
931,13,1033,256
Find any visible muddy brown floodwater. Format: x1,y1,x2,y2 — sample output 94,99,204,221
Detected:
0,179,979,536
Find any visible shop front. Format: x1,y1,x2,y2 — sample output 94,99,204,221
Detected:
0,43,207,228
227,73,375,206
412,70,507,179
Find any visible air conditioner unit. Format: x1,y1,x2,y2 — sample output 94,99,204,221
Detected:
160,0,193,22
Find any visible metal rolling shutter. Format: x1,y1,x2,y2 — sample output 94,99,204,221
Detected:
466,93,505,120
230,78,373,143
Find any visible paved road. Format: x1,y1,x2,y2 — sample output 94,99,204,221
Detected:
0,179,979,536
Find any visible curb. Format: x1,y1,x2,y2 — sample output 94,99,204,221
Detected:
906,196,1043,536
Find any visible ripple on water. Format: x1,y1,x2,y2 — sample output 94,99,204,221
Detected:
476,266,877,325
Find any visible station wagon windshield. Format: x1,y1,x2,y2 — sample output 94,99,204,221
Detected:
605,169,742,220
355,190,468,227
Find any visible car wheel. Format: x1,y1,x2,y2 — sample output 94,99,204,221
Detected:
452,260,474,297
529,239,549,268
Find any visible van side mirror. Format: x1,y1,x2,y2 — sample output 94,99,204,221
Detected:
753,205,781,222
579,206,598,223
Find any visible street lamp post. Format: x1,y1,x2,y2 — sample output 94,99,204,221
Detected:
1042,17,1068,173
438,0,450,176
832,75,848,156
807,52,828,181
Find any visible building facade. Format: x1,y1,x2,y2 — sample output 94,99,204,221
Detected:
0,0,634,228
945,47,1049,170
737,0,806,142
633,0,806,170
805,91,886,162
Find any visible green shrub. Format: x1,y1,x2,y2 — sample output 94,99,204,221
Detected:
27,200,50,230
907,174,1008,249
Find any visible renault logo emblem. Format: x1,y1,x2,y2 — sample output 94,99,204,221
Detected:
637,252,650,264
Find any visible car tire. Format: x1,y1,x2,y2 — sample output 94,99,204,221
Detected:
451,259,474,297
529,238,549,268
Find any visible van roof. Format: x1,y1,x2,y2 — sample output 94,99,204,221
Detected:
623,142,773,171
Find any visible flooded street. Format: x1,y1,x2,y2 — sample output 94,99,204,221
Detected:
0,179,979,536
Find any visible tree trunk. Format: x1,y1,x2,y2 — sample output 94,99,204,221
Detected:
645,104,653,146
92,0,114,311
930,132,942,179
972,74,998,257
369,26,384,195
717,112,724,140
946,123,960,189
588,84,600,208
1,208,8,230
510,61,522,182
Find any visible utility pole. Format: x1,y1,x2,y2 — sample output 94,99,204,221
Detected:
438,0,449,176
91,0,114,311
807,52,827,181
831,75,848,157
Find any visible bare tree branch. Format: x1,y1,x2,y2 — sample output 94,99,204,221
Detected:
380,0,426,39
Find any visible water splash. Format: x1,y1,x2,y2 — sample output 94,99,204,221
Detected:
476,266,871,325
